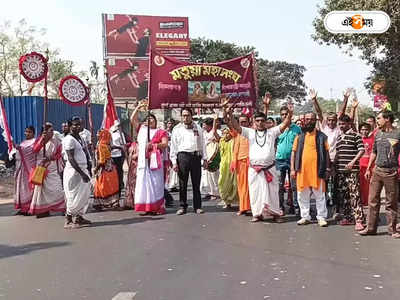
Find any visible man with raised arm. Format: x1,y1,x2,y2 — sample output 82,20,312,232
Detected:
223,97,293,223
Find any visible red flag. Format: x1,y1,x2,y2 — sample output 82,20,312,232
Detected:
102,80,119,130
0,96,14,155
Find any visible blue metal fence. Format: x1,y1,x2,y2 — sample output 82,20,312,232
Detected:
0,96,128,157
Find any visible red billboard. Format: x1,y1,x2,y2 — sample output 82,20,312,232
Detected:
148,51,258,109
102,14,190,59
106,57,149,100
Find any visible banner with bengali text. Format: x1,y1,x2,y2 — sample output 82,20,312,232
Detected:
149,51,258,109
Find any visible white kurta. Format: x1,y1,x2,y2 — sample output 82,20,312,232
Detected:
241,126,282,217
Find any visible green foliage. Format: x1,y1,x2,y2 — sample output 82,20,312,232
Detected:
312,0,400,109
190,37,307,104
0,19,81,98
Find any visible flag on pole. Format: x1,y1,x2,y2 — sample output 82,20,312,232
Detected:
102,79,119,130
0,96,14,157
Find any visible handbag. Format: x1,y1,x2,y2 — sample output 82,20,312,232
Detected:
149,145,162,170
29,166,48,186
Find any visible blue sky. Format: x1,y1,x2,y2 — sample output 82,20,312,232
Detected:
1,0,373,104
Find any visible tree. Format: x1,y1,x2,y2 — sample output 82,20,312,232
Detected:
312,0,400,110
0,19,82,98
190,38,307,104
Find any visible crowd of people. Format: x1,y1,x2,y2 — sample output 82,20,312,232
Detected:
10,89,400,238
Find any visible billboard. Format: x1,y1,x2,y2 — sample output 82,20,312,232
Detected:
106,57,149,100
102,14,190,59
148,51,258,109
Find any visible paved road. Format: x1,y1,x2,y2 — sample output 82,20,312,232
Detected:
0,193,399,300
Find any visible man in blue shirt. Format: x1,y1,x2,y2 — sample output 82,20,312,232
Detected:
276,106,302,216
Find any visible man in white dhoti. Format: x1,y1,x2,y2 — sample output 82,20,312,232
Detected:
200,118,221,200
224,98,293,222
62,117,92,229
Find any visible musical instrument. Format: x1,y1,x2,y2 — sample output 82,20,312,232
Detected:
206,141,220,172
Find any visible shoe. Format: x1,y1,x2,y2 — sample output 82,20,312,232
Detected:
339,219,355,226
176,208,186,215
392,232,400,239
75,215,92,225
36,211,50,218
202,195,211,201
333,213,341,221
222,204,231,209
210,196,219,201
359,229,377,236
355,222,365,231
195,208,204,214
250,216,263,222
318,219,328,227
297,218,311,225
64,214,73,229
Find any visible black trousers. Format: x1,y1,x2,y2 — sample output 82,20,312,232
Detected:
177,152,202,210
112,156,125,197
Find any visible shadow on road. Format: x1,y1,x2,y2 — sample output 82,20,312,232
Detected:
0,202,15,217
0,241,71,259
90,216,164,227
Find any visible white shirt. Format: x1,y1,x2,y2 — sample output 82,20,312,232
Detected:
170,123,207,165
79,128,92,146
62,135,87,167
111,130,126,158
241,125,281,167
319,120,341,161
53,131,63,141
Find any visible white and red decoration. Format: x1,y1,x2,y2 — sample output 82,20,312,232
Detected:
59,75,89,106
19,52,48,83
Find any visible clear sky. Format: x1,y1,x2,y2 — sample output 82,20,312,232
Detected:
1,0,373,105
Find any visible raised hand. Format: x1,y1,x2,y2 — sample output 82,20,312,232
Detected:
309,88,317,100
287,102,294,115
351,99,359,109
263,91,271,106
221,96,230,108
344,88,352,99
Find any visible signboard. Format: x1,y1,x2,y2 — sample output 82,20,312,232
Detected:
102,14,190,59
106,57,149,100
148,51,258,109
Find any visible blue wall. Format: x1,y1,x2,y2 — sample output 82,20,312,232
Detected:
0,96,128,157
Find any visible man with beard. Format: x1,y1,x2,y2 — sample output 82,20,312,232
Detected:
360,111,400,238
291,112,330,227
223,98,293,222
311,88,351,216
335,114,365,230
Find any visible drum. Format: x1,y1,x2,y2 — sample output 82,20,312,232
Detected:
206,142,221,172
